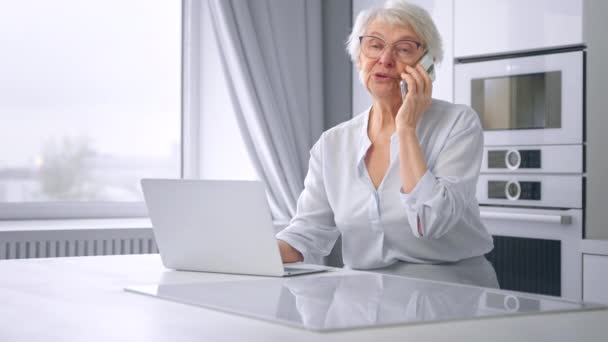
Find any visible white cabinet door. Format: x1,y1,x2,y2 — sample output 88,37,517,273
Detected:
454,0,583,58
583,254,608,305
352,0,454,115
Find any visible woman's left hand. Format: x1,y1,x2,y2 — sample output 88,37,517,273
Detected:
396,63,433,133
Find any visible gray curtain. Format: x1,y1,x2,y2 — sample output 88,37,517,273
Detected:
208,0,324,223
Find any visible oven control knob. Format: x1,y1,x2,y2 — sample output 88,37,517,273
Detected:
505,149,521,170
504,295,520,312
505,181,521,200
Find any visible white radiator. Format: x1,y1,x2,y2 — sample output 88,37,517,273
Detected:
1,219,288,260
0,225,157,260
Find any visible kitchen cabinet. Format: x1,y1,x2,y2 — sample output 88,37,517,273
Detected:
583,254,608,305
454,0,583,58
352,0,454,115
584,0,608,239
453,0,608,240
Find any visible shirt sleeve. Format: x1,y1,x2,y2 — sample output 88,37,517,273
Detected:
399,107,484,239
276,135,339,264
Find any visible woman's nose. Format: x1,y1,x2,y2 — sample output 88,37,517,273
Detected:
378,47,395,67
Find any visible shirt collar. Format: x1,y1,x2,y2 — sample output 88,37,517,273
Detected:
356,107,372,175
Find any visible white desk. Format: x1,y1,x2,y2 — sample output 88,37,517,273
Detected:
0,254,606,341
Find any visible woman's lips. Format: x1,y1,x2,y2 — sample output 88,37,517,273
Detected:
373,73,399,81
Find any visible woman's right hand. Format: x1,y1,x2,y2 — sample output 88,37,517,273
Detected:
277,239,304,263
396,64,433,133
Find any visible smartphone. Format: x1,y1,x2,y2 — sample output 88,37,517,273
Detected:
400,51,436,100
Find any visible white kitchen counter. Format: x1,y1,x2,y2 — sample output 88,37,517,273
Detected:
0,254,606,341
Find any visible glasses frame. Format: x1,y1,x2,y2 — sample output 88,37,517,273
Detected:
358,35,423,61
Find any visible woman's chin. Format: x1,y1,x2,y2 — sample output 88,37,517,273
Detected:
369,88,400,102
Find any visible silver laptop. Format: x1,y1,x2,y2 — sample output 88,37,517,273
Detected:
141,179,331,277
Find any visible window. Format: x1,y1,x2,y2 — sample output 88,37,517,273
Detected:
0,0,182,218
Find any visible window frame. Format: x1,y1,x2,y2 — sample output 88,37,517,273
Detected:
0,0,190,220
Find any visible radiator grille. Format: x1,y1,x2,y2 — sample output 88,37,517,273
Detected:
0,228,158,260
485,235,561,296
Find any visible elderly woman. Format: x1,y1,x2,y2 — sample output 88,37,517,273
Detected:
276,0,493,268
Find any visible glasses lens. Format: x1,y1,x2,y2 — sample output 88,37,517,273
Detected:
394,41,418,60
361,37,385,58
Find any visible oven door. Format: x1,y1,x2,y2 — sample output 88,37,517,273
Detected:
455,51,583,146
480,206,582,301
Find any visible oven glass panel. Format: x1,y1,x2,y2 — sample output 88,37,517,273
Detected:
488,150,507,168
519,150,541,168
488,150,542,169
519,181,541,200
485,236,561,296
488,181,508,199
471,72,561,131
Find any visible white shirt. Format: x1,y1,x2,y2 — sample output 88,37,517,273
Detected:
276,99,494,268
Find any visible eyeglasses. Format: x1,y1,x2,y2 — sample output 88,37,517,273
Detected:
359,35,423,62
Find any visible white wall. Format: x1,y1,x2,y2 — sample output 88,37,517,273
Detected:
322,0,353,129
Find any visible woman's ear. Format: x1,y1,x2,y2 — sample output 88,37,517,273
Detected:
355,53,362,71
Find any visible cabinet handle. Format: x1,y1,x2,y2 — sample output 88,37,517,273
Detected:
480,211,572,225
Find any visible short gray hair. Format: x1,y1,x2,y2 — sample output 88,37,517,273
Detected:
346,0,443,67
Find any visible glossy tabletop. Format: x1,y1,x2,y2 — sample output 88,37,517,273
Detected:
1,254,607,341
126,267,598,331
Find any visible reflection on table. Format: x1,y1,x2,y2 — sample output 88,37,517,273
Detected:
366,255,500,288
276,272,553,330
127,257,593,331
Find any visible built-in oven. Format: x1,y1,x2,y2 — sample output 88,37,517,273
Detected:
475,143,584,301
455,50,584,146
455,49,585,301
480,206,582,301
